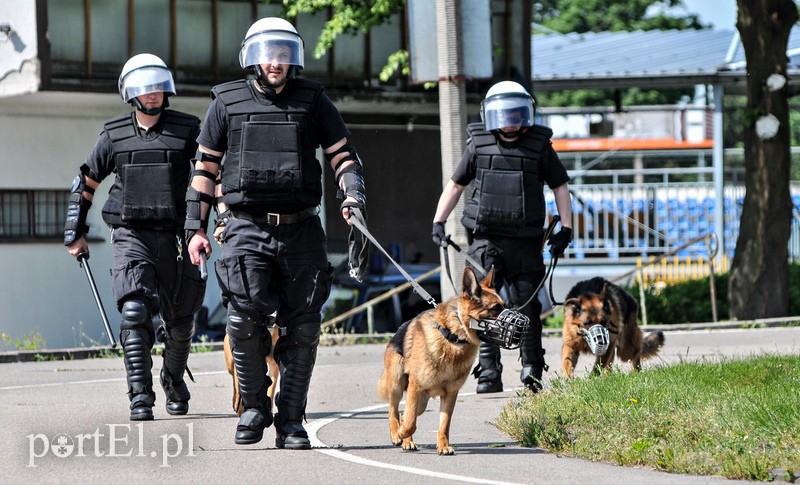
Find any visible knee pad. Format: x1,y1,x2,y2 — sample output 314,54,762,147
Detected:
164,318,194,343
509,279,538,308
226,306,262,340
120,298,151,330
286,322,320,348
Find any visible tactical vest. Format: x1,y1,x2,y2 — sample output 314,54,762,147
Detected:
461,122,553,238
212,79,323,211
102,110,199,227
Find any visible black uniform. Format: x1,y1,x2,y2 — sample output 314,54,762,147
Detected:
197,78,346,445
455,122,569,392
83,110,205,417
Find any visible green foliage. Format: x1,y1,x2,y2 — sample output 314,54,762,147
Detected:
628,272,730,324
278,0,404,59
627,262,800,324
1,331,46,351
495,354,800,480
538,86,696,108
192,334,215,353
533,0,706,108
534,0,706,34
379,49,409,82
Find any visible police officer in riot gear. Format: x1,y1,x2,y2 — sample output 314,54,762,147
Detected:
185,17,367,448
432,80,573,393
64,53,205,421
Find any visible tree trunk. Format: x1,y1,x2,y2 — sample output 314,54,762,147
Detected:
729,0,797,319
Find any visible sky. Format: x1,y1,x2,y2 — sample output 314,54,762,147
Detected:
679,0,738,30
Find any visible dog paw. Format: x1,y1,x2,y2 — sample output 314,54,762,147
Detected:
401,439,418,451
390,434,402,447
437,445,454,455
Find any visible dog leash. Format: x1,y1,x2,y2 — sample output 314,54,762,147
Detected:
348,208,439,309
440,236,488,295
441,217,562,312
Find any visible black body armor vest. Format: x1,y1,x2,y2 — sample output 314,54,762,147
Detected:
461,122,553,238
101,110,199,227
212,79,323,212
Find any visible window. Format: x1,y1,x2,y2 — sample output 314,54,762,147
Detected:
0,190,69,241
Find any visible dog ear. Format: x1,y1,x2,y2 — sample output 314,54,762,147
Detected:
479,265,496,288
599,282,608,301
564,298,581,316
462,266,481,299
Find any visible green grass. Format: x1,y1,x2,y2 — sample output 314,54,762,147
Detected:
495,354,800,481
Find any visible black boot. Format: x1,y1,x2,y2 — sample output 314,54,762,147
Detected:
472,342,503,394
519,320,547,393
158,322,193,415
230,325,273,445
519,362,548,392
122,328,155,421
274,328,318,450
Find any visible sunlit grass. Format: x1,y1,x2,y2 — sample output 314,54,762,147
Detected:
495,354,800,481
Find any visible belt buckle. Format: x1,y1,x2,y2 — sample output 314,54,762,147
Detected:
267,213,280,225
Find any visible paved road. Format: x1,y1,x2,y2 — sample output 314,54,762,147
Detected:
2,326,798,484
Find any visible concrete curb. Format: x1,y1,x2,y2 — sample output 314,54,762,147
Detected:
1,317,797,364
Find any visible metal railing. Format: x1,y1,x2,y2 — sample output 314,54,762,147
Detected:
320,266,441,334
546,167,800,263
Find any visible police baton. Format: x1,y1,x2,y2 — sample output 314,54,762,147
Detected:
76,252,117,348
199,250,208,281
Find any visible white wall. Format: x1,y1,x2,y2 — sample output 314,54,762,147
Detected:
0,0,39,97
0,91,222,349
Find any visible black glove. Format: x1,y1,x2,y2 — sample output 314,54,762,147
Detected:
432,222,449,247
548,227,573,258
346,206,370,282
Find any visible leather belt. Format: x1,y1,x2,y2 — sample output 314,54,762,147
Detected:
231,207,318,226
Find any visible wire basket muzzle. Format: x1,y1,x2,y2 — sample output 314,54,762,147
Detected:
581,324,610,356
470,308,530,350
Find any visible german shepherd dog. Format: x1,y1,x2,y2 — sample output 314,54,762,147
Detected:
561,277,665,378
377,266,503,455
223,322,280,415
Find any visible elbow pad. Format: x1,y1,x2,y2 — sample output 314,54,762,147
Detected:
63,173,93,246
184,186,214,240
337,164,366,207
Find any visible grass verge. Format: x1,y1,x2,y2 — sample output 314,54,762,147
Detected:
494,354,799,481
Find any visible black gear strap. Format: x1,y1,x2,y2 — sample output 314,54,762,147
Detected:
64,172,93,246
199,152,222,165
192,168,217,182
327,143,362,172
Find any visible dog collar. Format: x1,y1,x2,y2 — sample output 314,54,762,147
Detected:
437,324,469,345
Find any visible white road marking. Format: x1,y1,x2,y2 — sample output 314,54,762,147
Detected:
306,396,525,485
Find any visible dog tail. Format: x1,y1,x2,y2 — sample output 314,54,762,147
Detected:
641,331,665,359
376,369,390,402
376,348,405,402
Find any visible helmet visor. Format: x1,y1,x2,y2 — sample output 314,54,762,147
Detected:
120,66,176,102
239,31,304,69
483,95,534,131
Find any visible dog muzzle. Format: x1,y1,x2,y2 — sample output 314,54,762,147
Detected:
580,324,610,356
468,309,530,350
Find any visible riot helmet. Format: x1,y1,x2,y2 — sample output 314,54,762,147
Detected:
118,53,175,115
481,81,535,134
240,17,304,74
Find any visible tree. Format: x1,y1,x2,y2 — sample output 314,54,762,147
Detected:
273,0,407,80
533,0,708,107
533,0,705,33
728,0,798,319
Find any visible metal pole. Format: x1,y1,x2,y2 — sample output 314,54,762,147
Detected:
436,0,467,300
713,84,725,268
77,253,117,348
